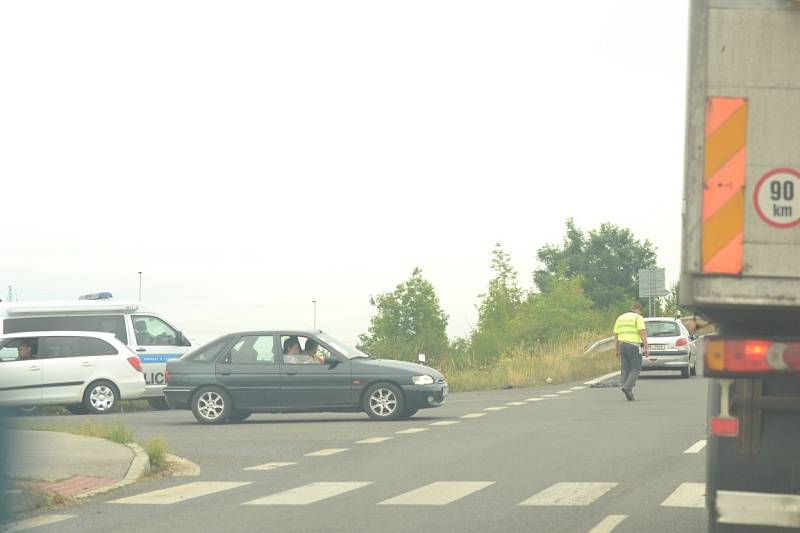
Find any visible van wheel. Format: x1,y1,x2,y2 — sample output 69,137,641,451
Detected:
363,382,405,421
147,398,170,410
83,381,120,414
191,386,231,424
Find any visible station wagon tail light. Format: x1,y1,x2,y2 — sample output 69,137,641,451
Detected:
704,337,800,376
412,375,435,385
165,370,171,383
127,356,143,372
675,338,688,347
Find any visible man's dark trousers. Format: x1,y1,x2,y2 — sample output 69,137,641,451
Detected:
620,342,642,394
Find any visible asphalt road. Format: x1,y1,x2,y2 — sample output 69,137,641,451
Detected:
6,370,709,533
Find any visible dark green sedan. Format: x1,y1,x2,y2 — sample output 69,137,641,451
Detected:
164,330,449,424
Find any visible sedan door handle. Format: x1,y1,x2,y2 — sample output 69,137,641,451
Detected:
286,371,297,376
220,370,231,376
82,362,95,367
29,366,41,371
136,348,146,352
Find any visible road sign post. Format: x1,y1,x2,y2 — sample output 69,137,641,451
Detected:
638,268,668,317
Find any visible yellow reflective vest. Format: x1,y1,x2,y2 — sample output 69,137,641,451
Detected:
614,312,645,344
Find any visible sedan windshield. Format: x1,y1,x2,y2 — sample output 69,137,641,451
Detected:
316,333,370,360
646,321,681,337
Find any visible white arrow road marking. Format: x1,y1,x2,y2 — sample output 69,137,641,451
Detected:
379,482,495,505
243,482,372,505
244,462,296,471
355,437,393,444
519,482,618,506
1,514,75,532
661,483,706,508
588,515,627,533
305,448,349,457
110,482,251,505
683,440,707,454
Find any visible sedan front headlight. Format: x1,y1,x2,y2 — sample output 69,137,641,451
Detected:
412,375,435,385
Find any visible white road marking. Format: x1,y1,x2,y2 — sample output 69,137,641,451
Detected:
557,390,574,394
588,514,627,533
460,413,486,419
570,386,587,390
506,402,526,406
243,482,372,505
304,448,349,457
244,462,296,471
526,398,545,402
429,421,460,426
484,406,507,411
661,483,706,508
519,482,618,506
356,437,393,444
683,440,707,454
541,394,559,398
110,482,250,505
1,514,76,532
379,482,494,505
396,428,429,434
717,490,800,528
584,371,621,385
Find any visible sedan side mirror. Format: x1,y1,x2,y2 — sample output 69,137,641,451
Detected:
324,356,340,367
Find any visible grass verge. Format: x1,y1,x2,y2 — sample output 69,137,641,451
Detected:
440,332,618,392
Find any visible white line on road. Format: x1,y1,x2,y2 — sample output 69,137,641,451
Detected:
429,421,460,426
484,406,507,411
506,402,526,406
305,448,349,457
557,390,574,394
1,514,76,532
525,398,545,402
243,482,372,505
379,482,495,505
584,371,621,385
683,440,707,454
110,482,251,505
588,514,627,533
460,413,486,419
356,437,393,444
661,483,706,508
396,428,429,434
571,386,587,390
519,482,619,506
244,462,296,471
541,394,559,398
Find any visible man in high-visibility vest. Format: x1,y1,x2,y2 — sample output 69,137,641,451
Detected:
613,303,649,401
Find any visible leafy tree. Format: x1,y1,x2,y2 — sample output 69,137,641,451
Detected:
358,268,449,361
534,219,657,309
660,282,687,317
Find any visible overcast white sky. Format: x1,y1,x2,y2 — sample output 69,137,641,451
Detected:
1,1,690,345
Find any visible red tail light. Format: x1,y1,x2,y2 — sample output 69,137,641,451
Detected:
127,356,143,372
164,370,171,383
676,338,688,347
705,337,800,376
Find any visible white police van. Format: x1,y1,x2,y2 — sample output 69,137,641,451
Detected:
0,293,192,409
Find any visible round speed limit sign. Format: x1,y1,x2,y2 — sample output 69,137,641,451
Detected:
753,168,800,228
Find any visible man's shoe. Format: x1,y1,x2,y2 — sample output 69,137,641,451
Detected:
622,388,634,401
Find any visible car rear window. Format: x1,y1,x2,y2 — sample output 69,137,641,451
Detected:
646,321,681,337
4,315,128,344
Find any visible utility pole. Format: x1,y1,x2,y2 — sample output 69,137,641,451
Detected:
137,272,142,301
7,286,12,302
312,300,317,329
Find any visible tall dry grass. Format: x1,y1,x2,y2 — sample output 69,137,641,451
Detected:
439,332,618,392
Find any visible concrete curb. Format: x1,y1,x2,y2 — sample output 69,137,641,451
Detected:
74,442,150,500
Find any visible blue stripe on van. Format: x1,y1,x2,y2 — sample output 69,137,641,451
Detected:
139,354,182,363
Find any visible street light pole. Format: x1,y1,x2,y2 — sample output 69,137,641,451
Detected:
312,300,317,329
137,272,142,301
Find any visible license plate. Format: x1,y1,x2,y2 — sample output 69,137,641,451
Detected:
442,386,449,397
650,344,666,351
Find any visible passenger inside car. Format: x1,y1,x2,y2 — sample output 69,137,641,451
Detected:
133,320,155,345
303,339,325,364
17,338,37,360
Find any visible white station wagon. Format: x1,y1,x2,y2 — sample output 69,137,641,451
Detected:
0,331,145,414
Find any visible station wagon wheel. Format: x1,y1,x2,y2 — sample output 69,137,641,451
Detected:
83,380,120,414
364,382,405,421
191,386,231,425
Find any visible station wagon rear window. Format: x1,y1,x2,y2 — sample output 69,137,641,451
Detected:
645,321,681,337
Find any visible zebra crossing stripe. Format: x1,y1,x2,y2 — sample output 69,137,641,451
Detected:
519,482,618,506
1,514,76,532
243,482,372,505
244,462,296,471
429,421,460,426
379,482,494,505
661,483,706,508
356,437,393,444
588,515,627,533
460,413,486,419
683,440,707,454
396,428,429,434
110,482,251,505
484,406,507,411
305,448,349,457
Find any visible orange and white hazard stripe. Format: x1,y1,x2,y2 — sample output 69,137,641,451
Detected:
702,97,747,274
